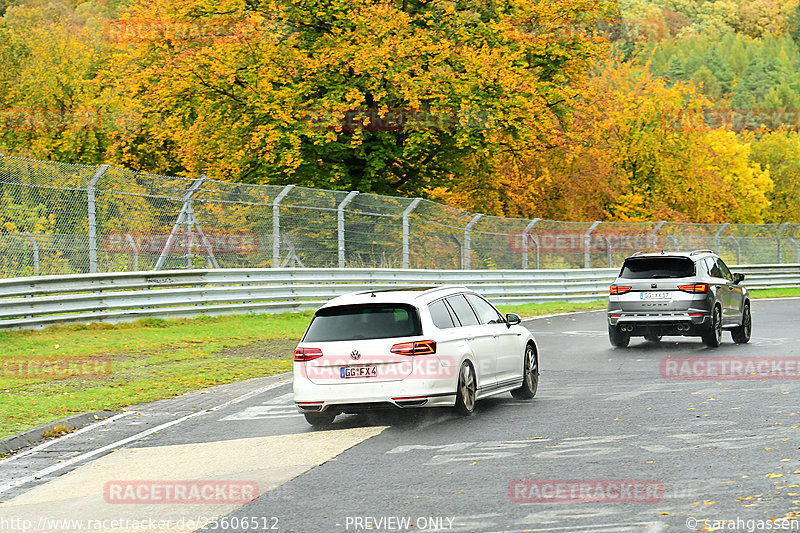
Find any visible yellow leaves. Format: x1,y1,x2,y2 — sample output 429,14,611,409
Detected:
767,473,783,478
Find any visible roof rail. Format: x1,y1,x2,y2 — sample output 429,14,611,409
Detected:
690,249,714,256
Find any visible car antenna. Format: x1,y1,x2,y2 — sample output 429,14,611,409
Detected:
370,291,376,297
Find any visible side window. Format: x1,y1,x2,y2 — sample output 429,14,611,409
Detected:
428,299,456,329
465,294,504,325
708,258,724,278
716,258,733,281
445,295,480,327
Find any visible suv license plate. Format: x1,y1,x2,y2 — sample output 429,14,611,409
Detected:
341,365,378,378
640,292,670,300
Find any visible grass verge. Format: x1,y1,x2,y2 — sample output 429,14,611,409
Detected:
1,289,796,439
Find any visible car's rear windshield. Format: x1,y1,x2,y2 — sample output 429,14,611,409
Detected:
302,304,422,342
619,257,695,279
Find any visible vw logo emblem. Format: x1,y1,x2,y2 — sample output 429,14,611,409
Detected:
350,350,361,360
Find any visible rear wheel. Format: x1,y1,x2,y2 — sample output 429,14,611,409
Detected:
609,325,630,348
702,305,723,348
644,331,662,343
304,412,336,427
731,302,751,344
454,362,476,415
511,344,539,400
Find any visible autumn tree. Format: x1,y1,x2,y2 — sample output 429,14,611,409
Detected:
106,0,616,196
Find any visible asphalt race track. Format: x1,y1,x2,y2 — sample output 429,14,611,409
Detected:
1,298,799,533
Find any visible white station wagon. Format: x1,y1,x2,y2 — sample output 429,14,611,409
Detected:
293,286,539,426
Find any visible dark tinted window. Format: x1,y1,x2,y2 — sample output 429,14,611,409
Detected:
465,294,504,324
716,259,733,281
303,304,421,342
619,257,695,279
446,295,480,326
429,299,456,329
708,259,724,278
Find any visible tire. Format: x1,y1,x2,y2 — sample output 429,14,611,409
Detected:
644,332,662,342
702,305,723,348
454,361,477,415
731,302,751,344
304,412,336,427
511,343,539,400
608,324,630,348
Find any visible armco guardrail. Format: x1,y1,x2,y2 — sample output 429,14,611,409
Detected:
0,265,798,330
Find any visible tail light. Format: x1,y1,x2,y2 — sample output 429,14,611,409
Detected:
610,285,632,295
390,340,436,356
294,347,323,361
679,283,709,294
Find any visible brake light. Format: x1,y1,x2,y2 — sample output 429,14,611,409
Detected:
679,283,709,294
610,285,632,295
294,347,323,361
390,340,437,356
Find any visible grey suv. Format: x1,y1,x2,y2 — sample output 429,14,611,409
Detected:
607,250,751,348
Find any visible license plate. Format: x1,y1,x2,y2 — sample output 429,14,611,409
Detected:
640,292,670,300
340,365,377,378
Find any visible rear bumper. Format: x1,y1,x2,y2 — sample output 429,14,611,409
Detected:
607,312,711,336
293,369,458,413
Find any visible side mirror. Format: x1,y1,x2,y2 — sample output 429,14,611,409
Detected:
506,313,522,326
733,273,745,284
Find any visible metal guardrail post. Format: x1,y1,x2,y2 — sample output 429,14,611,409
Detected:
402,198,422,269
23,231,39,275
650,220,666,250
714,223,730,255
778,222,791,263
464,214,483,270
272,185,295,268
584,221,601,268
522,218,541,269
87,165,110,274
337,191,359,268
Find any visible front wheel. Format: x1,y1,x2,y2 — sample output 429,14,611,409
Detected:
511,344,539,400
454,362,476,415
702,305,723,348
609,325,630,348
731,302,751,344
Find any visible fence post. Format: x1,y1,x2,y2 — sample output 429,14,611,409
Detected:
87,165,110,274
402,198,422,269
714,223,730,255
778,222,791,263
464,214,483,270
522,218,541,269
155,175,208,270
650,220,666,250
125,233,139,271
584,221,601,268
24,231,39,275
337,191,359,268
272,185,295,268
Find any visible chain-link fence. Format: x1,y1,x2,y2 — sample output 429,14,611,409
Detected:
1,154,798,278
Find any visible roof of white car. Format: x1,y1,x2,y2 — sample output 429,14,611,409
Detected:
319,285,473,309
